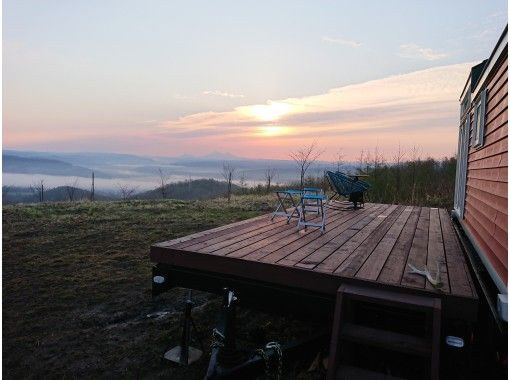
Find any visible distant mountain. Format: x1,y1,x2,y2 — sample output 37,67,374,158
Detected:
172,151,245,161
44,186,110,202
3,150,157,167
137,178,240,200
2,149,357,189
2,185,111,204
201,151,243,160
3,155,112,178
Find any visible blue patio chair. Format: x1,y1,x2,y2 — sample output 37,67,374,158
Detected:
271,189,303,222
326,171,370,209
298,192,328,234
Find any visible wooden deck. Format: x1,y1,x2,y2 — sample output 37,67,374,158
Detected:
150,202,478,320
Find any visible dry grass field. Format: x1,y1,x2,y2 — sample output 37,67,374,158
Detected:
3,196,326,379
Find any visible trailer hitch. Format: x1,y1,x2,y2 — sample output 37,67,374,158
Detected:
205,288,329,380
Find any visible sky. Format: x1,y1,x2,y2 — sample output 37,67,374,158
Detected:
3,1,508,161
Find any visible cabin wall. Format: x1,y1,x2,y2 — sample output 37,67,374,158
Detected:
463,54,508,290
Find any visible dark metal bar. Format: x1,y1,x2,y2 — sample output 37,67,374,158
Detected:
179,299,193,365
152,264,335,322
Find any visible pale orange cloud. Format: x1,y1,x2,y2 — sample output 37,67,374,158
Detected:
158,62,473,160
5,63,473,160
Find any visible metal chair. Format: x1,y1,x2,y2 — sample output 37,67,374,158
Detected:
298,192,328,234
271,189,302,223
326,171,370,209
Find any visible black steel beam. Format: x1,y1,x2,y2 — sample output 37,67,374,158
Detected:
152,264,335,322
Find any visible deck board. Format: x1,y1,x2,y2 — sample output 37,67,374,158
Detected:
356,205,414,280
220,207,345,259
335,205,405,276
288,204,380,269
377,206,421,285
401,207,430,289
151,202,478,320
426,208,450,293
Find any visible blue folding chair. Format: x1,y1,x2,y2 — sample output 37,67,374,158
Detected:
298,192,328,234
271,189,303,223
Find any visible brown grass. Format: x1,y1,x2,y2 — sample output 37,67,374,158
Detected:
3,196,323,379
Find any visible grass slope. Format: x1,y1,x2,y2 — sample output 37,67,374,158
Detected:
3,196,321,379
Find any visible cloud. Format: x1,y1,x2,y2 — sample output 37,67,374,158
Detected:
398,43,448,61
202,90,245,98
6,62,472,160
322,36,361,47
157,62,473,159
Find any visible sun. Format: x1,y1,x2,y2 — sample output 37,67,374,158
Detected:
257,126,288,137
249,102,291,122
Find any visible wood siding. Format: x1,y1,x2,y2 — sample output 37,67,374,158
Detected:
464,54,508,288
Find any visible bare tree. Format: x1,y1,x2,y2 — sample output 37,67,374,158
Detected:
392,143,406,203
90,172,95,201
157,168,168,199
364,149,372,174
371,146,385,177
335,149,345,172
31,179,45,202
357,149,365,174
239,171,247,193
409,145,422,203
264,167,277,193
117,183,138,200
372,146,385,170
221,162,236,202
187,174,192,191
65,178,79,201
290,142,323,188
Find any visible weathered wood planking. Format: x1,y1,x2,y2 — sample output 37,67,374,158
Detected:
152,202,478,321
356,205,413,281
275,205,380,267
400,207,430,289
295,205,386,270
335,205,405,277
209,208,345,256
234,208,349,261
315,204,395,273
377,206,421,285
425,208,450,293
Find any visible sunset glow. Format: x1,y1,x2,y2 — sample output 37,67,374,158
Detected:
248,102,292,122
256,126,289,137
3,1,507,161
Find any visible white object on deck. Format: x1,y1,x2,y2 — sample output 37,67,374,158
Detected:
407,261,442,288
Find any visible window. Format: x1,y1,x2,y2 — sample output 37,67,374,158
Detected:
472,88,487,148
460,92,470,119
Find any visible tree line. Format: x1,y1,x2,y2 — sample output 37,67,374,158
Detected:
3,143,458,209
228,143,457,209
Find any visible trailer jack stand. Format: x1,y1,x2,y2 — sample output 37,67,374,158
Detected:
164,290,203,365
205,288,330,380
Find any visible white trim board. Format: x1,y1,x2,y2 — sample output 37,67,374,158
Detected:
473,32,508,97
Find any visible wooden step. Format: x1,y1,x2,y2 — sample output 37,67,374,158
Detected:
327,285,442,380
336,365,406,380
339,284,440,311
340,323,432,357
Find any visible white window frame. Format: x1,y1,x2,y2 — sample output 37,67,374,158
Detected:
454,116,470,218
472,88,487,148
